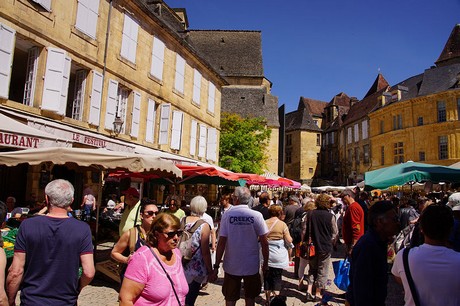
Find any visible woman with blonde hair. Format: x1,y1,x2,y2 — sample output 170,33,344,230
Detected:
119,213,188,305
263,204,293,304
182,196,212,306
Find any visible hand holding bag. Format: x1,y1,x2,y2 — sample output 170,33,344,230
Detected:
333,257,350,291
299,212,316,259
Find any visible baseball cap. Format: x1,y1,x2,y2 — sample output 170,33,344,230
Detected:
122,187,140,198
448,192,460,211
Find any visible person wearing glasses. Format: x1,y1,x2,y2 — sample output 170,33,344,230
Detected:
111,200,159,281
119,213,188,305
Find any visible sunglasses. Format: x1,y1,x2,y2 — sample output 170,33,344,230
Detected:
144,211,157,216
163,230,183,239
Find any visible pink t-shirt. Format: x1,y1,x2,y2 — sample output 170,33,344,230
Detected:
124,246,189,306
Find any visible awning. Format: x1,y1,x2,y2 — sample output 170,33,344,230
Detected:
0,113,71,149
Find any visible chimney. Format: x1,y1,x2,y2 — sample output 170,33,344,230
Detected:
350,97,359,107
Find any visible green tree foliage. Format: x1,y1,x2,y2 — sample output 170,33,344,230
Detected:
219,112,271,174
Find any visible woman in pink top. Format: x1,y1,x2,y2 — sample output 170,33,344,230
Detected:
119,213,189,305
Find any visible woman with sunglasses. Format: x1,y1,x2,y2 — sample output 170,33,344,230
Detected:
111,200,159,281
119,213,188,305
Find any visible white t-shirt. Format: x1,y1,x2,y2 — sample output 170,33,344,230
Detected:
201,212,215,230
391,244,460,306
219,205,268,276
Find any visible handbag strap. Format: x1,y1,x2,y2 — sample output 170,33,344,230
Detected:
403,248,421,306
149,247,182,306
268,219,279,234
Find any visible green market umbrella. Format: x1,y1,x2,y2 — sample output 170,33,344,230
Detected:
364,161,460,191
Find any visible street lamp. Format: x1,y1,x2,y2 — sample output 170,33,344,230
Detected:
113,116,124,136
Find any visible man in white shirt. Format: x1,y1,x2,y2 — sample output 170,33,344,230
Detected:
392,204,460,306
209,187,269,306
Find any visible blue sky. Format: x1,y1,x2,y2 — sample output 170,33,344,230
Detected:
166,0,460,113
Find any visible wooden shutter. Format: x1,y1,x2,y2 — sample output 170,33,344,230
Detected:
193,69,201,104
130,91,141,137
198,124,207,158
206,127,217,161
158,104,170,144
174,54,185,93
58,56,71,115
32,0,51,11
150,36,165,81
170,111,183,150
88,70,103,126
207,82,215,113
189,120,197,156
75,0,100,38
104,79,118,130
121,14,138,63
42,48,66,112
0,23,16,99
145,98,156,143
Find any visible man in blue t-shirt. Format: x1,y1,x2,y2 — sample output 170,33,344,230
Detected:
6,179,95,305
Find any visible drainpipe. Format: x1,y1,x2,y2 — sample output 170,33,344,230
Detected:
99,0,113,133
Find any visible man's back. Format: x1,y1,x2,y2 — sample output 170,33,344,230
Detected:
219,205,267,276
15,216,93,305
342,201,364,245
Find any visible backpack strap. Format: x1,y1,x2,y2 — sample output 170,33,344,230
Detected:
128,226,137,254
189,218,206,233
403,248,421,306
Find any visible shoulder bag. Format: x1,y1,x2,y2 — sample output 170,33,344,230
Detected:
150,247,183,306
403,248,421,306
299,212,316,259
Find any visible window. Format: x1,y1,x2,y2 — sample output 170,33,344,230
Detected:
362,120,368,139
313,119,318,127
23,47,39,106
316,133,321,146
393,114,402,130
354,123,359,142
417,116,424,126
104,79,129,132
65,69,88,120
158,104,170,145
115,86,129,134
192,69,201,105
286,134,292,146
75,0,100,38
380,120,384,134
120,14,139,64
0,23,16,99
347,127,352,144
309,168,313,173
174,54,185,94
437,101,446,122
419,151,425,161
394,142,404,164
198,124,207,158
363,144,369,164
348,148,353,164
285,148,292,164
355,147,360,165
381,146,385,165
31,0,51,11
439,136,448,160
150,36,165,81
170,111,183,150
189,120,198,156
145,98,157,143
206,128,217,161
207,82,215,114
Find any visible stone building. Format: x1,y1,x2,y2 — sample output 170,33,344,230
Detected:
186,30,281,174
369,24,460,170
0,0,226,203
284,97,327,184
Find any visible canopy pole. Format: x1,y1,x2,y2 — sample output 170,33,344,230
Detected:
94,169,104,260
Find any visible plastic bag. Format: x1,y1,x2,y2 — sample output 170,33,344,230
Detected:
333,258,350,291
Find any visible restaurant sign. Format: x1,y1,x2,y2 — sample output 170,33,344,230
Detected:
0,132,39,148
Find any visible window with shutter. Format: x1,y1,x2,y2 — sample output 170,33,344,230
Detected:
68,69,87,120
174,54,185,94
145,98,156,143
206,128,217,161
0,23,16,99
88,70,103,126
159,104,170,144
130,92,141,138
192,69,201,105
75,0,100,39
207,82,215,113
189,120,197,156
150,36,165,81
42,48,67,112
198,124,207,158
170,111,183,150
104,79,118,130
120,14,139,63
23,47,39,106
32,0,51,11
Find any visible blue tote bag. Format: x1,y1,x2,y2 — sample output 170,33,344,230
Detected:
333,258,350,291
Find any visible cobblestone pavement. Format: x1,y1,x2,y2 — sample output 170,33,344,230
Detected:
76,242,405,306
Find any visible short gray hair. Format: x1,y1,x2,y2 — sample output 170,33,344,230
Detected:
190,196,207,216
45,179,74,208
234,186,251,205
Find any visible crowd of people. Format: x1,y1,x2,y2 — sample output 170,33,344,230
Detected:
1,180,460,305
